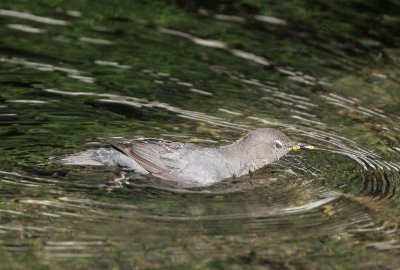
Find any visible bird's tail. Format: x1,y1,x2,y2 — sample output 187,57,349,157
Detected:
58,148,115,166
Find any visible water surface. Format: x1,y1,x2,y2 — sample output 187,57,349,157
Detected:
0,1,400,269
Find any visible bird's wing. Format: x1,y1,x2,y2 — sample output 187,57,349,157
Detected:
108,138,193,180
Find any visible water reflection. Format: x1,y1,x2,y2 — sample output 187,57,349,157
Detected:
43,88,248,130
0,57,95,83
0,9,68,25
6,24,45,34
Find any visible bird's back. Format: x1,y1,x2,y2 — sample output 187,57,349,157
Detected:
110,139,228,186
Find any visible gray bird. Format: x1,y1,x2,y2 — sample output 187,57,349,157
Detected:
60,128,313,187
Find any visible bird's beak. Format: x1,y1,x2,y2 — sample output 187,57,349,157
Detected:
291,143,315,151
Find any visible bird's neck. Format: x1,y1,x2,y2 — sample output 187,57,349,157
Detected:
217,140,267,177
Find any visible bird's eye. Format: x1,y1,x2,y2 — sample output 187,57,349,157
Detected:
274,140,283,149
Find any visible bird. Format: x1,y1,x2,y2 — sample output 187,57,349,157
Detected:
60,128,313,187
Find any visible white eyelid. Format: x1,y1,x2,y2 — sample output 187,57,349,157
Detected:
274,140,283,149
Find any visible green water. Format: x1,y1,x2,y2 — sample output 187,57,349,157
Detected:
0,1,400,269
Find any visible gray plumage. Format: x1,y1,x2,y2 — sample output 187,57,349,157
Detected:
60,128,295,186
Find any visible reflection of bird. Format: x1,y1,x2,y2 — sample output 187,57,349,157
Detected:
60,128,312,187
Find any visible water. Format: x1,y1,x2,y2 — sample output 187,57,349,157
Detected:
0,1,399,269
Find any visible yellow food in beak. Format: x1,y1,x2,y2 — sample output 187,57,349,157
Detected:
291,145,301,151
291,145,315,151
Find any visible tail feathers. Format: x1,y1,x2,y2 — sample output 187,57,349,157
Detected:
59,149,108,166
58,148,148,173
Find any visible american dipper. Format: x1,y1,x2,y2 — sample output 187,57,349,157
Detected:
60,128,313,186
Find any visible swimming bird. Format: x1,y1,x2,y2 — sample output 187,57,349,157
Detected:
60,128,313,187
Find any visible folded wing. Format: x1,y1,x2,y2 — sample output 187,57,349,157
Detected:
109,139,194,180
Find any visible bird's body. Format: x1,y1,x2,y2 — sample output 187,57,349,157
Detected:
60,128,296,186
